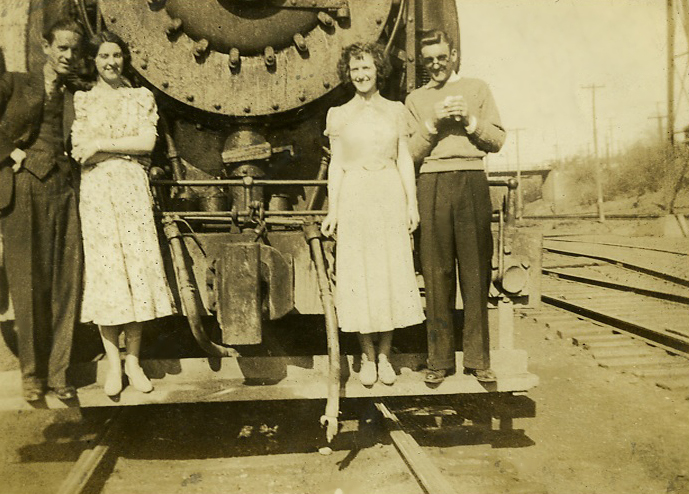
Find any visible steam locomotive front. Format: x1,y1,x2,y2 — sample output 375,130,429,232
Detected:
99,0,393,186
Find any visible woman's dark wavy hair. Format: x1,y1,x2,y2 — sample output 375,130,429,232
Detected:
86,31,135,85
337,42,391,90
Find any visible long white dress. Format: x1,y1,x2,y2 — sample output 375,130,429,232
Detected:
72,85,175,326
325,94,425,334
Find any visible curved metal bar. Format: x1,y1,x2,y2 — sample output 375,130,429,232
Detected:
304,223,340,443
162,217,238,358
383,0,406,58
75,0,96,38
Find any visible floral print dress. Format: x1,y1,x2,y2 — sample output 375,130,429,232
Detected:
72,85,175,326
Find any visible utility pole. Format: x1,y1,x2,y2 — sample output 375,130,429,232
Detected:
648,102,666,144
508,128,525,219
581,84,606,222
668,0,675,147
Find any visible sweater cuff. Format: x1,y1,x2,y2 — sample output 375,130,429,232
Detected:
424,119,438,136
464,116,478,134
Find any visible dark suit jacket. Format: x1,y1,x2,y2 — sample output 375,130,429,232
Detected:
0,71,80,212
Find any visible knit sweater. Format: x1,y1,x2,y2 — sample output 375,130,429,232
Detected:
405,77,506,173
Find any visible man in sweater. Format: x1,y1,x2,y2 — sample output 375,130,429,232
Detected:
406,29,506,384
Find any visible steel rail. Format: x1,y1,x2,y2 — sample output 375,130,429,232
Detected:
543,245,689,288
57,408,127,494
375,400,458,494
543,268,689,305
544,238,688,256
524,212,689,220
541,292,689,358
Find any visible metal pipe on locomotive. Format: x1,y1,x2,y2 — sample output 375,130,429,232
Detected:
1,0,540,437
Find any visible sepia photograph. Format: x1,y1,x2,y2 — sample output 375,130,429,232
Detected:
0,0,687,493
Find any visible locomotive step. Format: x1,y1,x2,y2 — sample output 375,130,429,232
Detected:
0,350,538,411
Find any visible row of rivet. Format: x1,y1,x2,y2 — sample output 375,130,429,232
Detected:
122,6,344,112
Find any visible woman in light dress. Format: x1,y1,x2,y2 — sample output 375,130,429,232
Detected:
71,32,175,397
321,43,424,386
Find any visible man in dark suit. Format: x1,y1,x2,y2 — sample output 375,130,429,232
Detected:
0,18,85,401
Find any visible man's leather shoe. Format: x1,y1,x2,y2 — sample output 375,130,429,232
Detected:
50,385,76,400
464,367,497,383
23,386,44,402
424,367,455,384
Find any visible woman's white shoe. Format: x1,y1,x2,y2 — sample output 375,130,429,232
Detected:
103,368,123,397
359,355,378,386
377,354,396,385
124,360,153,393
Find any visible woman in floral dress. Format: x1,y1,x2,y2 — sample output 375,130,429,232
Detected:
71,32,175,397
321,43,424,386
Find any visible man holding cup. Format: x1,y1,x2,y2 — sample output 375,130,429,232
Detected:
406,29,506,384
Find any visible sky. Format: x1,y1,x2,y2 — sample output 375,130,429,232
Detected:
455,0,681,169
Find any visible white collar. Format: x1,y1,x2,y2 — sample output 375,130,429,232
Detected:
425,71,461,89
352,90,384,106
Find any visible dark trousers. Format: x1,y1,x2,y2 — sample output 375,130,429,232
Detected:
2,169,82,388
418,170,493,371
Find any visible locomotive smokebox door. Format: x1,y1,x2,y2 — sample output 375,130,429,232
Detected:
215,243,293,345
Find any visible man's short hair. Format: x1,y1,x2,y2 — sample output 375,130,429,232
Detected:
43,18,85,44
419,29,454,52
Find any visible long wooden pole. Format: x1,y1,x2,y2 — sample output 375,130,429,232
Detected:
582,84,606,222
668,0,676,147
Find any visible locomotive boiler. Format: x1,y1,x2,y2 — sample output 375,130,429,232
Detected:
0,0,539,439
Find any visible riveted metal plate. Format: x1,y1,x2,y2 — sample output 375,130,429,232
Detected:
270,0,348,8
99,0,392,117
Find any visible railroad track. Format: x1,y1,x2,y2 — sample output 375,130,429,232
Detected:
57,398,545,494
529,234,689,396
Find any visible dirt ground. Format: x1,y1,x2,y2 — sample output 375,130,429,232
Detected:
503,313,689,494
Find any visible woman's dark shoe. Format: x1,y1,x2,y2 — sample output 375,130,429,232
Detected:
424,368,454,384
464,367,497,383
50,385,76,400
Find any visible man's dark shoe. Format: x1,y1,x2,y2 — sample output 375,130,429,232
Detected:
22,385,44,402
50,385,76,400
424,367,455,384
464,367,497,383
